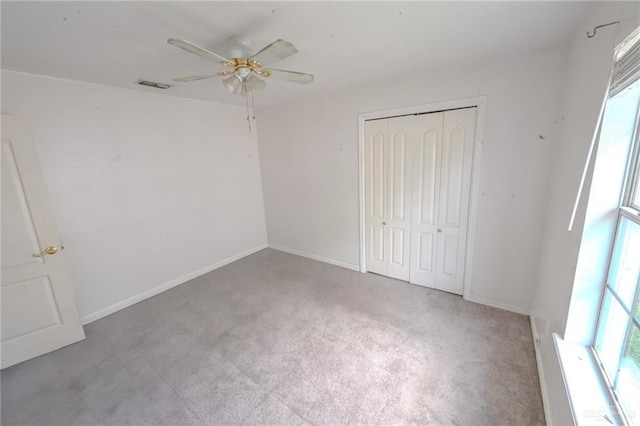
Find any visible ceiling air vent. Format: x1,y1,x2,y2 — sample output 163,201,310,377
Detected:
137,80,172,89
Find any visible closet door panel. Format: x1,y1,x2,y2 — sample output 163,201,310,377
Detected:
365,120,388,275
386,117,412,280
409,113,444,287
436,108,476,294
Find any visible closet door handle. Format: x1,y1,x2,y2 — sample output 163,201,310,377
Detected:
382,221,387,225
437,229,442,233
34,246,59,257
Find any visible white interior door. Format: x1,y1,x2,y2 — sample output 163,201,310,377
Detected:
1,114,85,369
364,117,412,280
409,108,476,294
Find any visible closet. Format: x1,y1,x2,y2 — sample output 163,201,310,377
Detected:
364,107,476,295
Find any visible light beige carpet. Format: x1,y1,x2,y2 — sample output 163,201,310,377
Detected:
1,248,545,425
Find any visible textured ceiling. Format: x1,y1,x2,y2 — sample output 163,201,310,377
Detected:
1,1,590,107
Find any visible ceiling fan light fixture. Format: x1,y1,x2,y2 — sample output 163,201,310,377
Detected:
224,73,265,96
244,75,266,95
222,75,242,94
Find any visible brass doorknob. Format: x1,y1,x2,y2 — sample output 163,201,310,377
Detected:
382,221,387,225
34,246,59,257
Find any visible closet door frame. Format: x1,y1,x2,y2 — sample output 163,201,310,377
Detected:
358,96,486,300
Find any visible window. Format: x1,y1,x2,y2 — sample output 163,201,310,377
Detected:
592,28,640,426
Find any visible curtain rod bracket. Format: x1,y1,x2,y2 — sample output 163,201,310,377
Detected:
587,21,620,38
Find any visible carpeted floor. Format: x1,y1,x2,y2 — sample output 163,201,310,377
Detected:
1,248,545,425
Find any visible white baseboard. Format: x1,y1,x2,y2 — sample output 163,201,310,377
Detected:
463,295,530,316
531,315,552,425
268,244,360,272
80,242,268,324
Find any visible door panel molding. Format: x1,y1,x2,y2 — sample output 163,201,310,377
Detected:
442,126,466,227
419,129,438,226
390,131,406,221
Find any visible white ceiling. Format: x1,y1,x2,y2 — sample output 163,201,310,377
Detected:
2,1,591,107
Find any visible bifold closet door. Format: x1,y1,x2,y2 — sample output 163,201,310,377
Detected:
364,117,412,281
409,108,476,294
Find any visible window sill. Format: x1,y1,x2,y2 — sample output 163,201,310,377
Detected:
554,333,624,425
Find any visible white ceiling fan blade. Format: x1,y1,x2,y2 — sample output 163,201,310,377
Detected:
172,74,220,82
265,69,314,84
250,39,297,66
168,38,230,63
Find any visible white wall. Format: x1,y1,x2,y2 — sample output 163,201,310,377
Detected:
1,71,268,321
531,3,640,424
258,46,568,314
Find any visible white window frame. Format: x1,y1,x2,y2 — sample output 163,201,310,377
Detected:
591,71,640,426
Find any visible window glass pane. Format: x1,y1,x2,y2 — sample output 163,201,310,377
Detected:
599,78,640,190
596,290,631,380
617,324,640,425
608,217,640,308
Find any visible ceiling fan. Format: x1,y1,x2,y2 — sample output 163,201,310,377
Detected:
168,34,314,96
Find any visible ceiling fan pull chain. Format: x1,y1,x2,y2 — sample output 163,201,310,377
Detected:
250,92,256,121
243,80,252,134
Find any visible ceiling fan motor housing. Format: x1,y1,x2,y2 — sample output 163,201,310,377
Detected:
228,34,253,59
